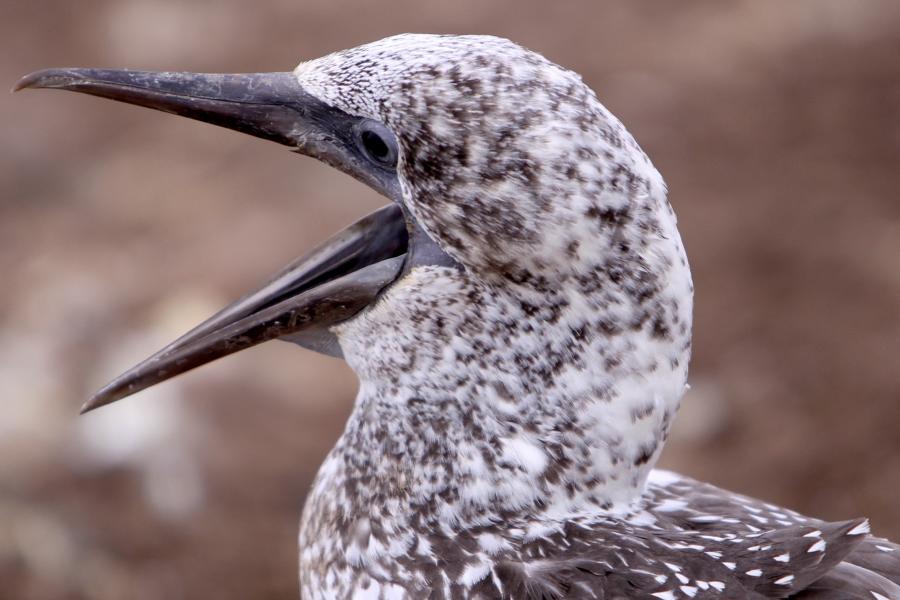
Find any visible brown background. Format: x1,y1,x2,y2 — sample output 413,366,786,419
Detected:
2,1,899,598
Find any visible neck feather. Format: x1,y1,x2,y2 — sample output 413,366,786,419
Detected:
310,194,692,532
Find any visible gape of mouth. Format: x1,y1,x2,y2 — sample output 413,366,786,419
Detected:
82,203,409,413
251,203,410,315
12,67,424,412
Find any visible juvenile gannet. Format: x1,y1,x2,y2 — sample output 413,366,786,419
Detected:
16,34,900,599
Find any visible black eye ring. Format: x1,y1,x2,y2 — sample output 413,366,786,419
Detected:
356,119,398,168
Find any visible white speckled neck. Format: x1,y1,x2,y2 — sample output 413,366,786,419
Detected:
294,34,693,597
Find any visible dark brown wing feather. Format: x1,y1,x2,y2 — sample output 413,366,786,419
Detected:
484,517,867,599
401,472,898,598
845,536,900,588
790,561,900,599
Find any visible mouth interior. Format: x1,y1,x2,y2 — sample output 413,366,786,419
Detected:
255,224,409,315
80,203,410,413
207,202,410,335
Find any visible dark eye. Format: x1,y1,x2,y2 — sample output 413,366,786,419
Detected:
357,119,398,168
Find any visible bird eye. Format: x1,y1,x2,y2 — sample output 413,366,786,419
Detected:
357,120,398,168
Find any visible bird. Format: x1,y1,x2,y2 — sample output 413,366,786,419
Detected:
15,34,900,599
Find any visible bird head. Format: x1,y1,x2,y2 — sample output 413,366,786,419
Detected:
297,35,667,279
16,34,691,448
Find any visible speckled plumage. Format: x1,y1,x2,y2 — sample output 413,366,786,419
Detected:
290,35,899,598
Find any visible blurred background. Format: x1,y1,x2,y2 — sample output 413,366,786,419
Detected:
2,0,899,597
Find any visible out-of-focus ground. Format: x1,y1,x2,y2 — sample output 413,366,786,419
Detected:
2,1,899,597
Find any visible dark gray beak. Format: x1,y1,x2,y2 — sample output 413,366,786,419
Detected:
15,68,409,412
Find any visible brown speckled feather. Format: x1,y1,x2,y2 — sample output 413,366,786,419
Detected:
285,35,900,598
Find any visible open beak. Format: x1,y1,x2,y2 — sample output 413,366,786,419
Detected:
15,68,409,412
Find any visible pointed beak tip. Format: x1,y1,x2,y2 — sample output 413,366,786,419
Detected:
79,400,98,415
11,75,33,93
13,69,68,93
79,393,111,415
